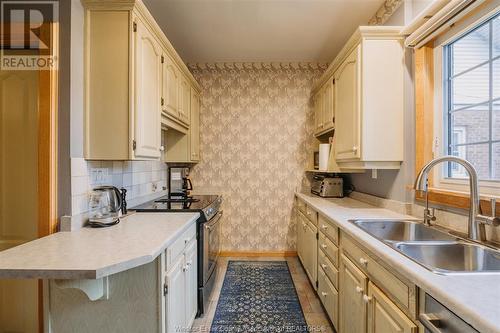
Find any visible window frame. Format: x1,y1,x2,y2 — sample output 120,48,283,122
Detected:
432,8,500,197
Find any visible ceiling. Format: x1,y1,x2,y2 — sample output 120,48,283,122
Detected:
142,0,386,63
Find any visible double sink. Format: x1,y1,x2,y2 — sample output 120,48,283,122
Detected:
350,220,500,274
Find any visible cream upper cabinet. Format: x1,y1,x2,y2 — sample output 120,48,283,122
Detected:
339,254,368,333
179,76,191,126
312,27,404,169
367,282,417,333
82,0,200,160
162,53,180,120
313,77,335,137
190,89,201,162
334,45,361,161
133,17,162,159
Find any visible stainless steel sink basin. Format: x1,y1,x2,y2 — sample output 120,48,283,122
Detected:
395,241,500,274
351,220,457,243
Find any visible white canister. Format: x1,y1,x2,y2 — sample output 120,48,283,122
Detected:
318,144,330,171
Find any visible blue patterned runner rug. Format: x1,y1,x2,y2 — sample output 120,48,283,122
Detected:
210,261,308,332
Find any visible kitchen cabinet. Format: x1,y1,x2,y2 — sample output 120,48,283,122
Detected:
367,282,417,333
334,45,360,161
303,219,318,288
134,17,162,159
82,0,200,160
339,254,368,333
311,27,404,169
189,89,201,162
313,77,335,137
185,240,198,326
297,211,306,263
162,53,180,121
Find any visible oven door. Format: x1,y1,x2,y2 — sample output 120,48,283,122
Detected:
203,211,222,284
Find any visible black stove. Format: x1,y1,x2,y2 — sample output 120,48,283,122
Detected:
131,194,221,222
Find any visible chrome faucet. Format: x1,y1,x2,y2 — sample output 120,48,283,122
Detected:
414,156,499,242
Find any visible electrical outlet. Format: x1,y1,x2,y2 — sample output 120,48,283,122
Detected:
90,168,109,185
371,169,378,179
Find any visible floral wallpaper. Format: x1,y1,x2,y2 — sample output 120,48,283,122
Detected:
188,63,327,252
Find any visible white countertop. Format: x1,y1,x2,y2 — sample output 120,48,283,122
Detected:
0,212,199,280
296,192,500,333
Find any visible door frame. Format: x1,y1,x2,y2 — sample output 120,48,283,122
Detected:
37,21,59,333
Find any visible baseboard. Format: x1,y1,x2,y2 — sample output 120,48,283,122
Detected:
219,251,297,257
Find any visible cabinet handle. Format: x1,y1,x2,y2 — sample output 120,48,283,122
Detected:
159,146,165,151
184,238,191,244
321,244,327,249
321,224,328,230
321,292,328,297
362,295,372,303
186,260,193,266
359,258,368,266
321,264,327,269
355,286,363,294
352,146,358,152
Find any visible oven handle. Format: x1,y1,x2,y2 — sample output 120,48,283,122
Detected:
205,211,223,231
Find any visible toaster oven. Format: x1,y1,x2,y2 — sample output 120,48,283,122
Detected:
311,175,343,198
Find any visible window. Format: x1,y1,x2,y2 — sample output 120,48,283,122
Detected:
443,14,500,181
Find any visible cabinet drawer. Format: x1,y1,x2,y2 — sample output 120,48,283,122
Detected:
166,223,196,270
305,205,318,226
341,233,416,316
318,249,338,289
318,214,339,245
318,265,339,329
296,198,306,214
319,233,338,267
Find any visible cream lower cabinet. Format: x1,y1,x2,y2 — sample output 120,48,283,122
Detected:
165,239,197,333
303,219,318,286
367,282,417,333
339,254,368,333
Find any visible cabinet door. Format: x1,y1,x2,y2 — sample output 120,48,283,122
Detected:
297,212,306,263
334,45,361,160
166,256,186,333
367,282,417,333
185,240,198,328
178,77,190,126
339,254,368,333
162,54,179,119
134,18,161,159
323,78,335,132
314,92,323,134
189,89,200,161
303,221,317,287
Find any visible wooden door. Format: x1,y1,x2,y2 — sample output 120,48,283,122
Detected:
134,18,161,159
190,89,200,162
340,254,368,333
367,282,417,333
323,78,335,132
162,53,179,119
0,70,40,333
334,45,361,160
304,221,317,286
314,90,323,134
185,240,197,328
166,256,186,333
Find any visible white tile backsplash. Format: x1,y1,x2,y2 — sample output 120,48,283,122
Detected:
70,158,168,215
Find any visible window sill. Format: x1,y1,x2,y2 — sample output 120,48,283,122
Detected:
415,187,500,217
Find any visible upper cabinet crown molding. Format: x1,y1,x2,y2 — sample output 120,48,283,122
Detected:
81,0,201,93
312,26,403,96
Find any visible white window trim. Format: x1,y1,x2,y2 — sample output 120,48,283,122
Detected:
432,4,500,197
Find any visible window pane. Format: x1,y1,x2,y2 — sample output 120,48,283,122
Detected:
450,106,490,144
494,59,500,99
452,23,490,75
448,143,490,179
494,102,500,141
452,63,489,107
494,142,500,179
494,15,500,58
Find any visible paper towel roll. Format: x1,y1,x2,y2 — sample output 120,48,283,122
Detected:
319,144,330,171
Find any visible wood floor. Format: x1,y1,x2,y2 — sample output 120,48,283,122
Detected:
192,256,335,332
